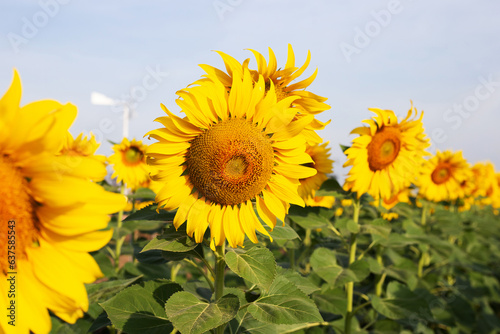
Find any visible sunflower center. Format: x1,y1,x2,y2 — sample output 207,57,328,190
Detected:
367,126,401,171
0,156,39,274
186,118,274,205
431,163,452,185
123,146,144,166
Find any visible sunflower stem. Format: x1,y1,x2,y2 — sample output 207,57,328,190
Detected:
418,204,428,278
114,184,126,272
214,244,226,334
345,198,361,334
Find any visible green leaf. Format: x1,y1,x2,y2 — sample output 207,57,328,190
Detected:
371,281,432,321
313,287,347,315
346,219,360,234
310,248,342,284
361,218,391,240
123,205,176,222
268,225,300,240
276,267,320,295
334,259,370,286
225,247,277,292
141,225,198,253
310,248,369,287
165,292,239,334
128,187,156,200
287,206,332,229
100,280,182,334
248,276,323,325
87,276,143,304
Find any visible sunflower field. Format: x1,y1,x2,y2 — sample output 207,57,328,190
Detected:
2,45,500,334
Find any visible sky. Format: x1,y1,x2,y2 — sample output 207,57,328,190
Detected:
1,0,500,182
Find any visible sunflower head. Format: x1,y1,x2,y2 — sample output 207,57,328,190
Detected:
298,142,334,201
108,138,150,190
147,64,318,249
416,150,472,202
343,103,429,200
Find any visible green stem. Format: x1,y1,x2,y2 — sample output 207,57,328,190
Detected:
418,204,428,278
114,184,126,271
184,259,215,292
214,244,226,334
345,199,361,334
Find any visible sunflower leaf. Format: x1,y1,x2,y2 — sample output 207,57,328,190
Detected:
225,247,277,292
248,276,323,325
165,292,239,334
100,280,182,334
123,205,176,222
141,225,198,253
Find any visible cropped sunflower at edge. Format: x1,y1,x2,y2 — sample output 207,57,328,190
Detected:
0,71,126,334
343,104,429,200
146,51,325,249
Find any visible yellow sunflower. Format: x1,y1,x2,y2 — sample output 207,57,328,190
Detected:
343,104,429,200
146,66,317,249
470,162,497,202
371,187,410,210
200,44,331,144
298,142,334,201
108,138,150,191
0,70,125,334
62,132,106,164
416,150,472,202
304,196,335,209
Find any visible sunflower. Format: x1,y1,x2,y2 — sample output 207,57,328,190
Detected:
416,150,472,202
146,66,317,249
304,195,335,209
298,142,334,201
470,162,497,202
0,71,125,333
343,104,429,200
372,187,410,211
108,138,150,191
200,44,331,144
62,132,106,164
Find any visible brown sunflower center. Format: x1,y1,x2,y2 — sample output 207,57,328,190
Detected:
186,118,275,205
431,163,452,185
367,126,401,171
123,146,144,166
0,156,39,274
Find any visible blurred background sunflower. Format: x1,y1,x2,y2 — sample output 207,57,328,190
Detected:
343,104,429,200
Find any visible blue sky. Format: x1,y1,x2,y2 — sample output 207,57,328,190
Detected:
1,0,500,181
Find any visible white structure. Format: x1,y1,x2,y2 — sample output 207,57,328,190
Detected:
90,91,131,139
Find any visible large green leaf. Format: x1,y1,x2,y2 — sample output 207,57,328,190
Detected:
165,292,239,334
287,205,333,229
87,276,143,304
225,247,277,292
248,276,323,325
310,248,369,287
310,248,342,284
277,267,320,295
100,280,182,334
371,281,432,321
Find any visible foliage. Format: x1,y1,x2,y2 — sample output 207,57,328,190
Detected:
50,179,500,334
